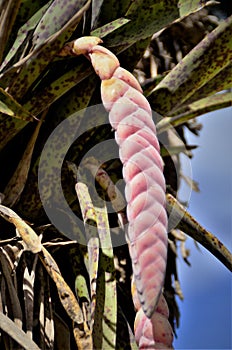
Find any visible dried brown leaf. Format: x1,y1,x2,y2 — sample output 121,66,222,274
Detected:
0,205,42,253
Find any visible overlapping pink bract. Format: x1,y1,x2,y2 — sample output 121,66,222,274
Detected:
71,37,172,348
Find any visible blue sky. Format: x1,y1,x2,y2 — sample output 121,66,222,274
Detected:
173,107,232,349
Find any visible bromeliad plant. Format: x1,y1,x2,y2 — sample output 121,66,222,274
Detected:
0,0,232,349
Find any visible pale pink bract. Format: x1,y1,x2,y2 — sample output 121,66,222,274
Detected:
101,67,168,318
71,36,170,347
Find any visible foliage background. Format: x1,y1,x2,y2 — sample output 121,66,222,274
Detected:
0,0,231,348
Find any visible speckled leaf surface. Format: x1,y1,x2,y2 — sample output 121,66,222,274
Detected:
149,15,232,114
178,0,214,16
11,0,49,29
178,63,232,108
23,63,94,116
2,2,91,100
32,0,89,48
0,1,92,150
75,179,116,348
75,181,99,326
91,17,131,40
0,1,53,71
93,205,117,350
39,246,85,325
0,62,94,150
0,88,35,121
100,0,179,47
20,76,97,222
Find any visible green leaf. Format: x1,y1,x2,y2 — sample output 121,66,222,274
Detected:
0,101,14,116
149,15,232,114
97,0,179,48
91,17,131,39
75,180,117,347
0,88,35,121
178,0,202,16
20,76,97,222
0,1,53,71
0,0,91,99
13,0,49,27
0,0,22,63
0,88,36,151
166,194,232,272
24,62,94,116
32,0,89,48
178,0,218,17
179,63,232,108
75,274,91,302
186,91,232,112
39,246,84,324
93,205,117,349
157,92,232,133
75,180,99,327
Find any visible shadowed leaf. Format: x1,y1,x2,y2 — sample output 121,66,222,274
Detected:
0,311,40,350
0,1,52,71
3,110,45,206
0,0,22,63
0,88,35,121
39,246,85,325
0,0,91,98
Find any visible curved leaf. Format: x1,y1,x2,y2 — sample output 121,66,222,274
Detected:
149,15,232,114
0,1,53,71
157,92,232,133
100,0,179,47
0,0,91,98
0,204,42,253
0,0,22,63
178,0,218,17
0,88,35,121
166,194,232,272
